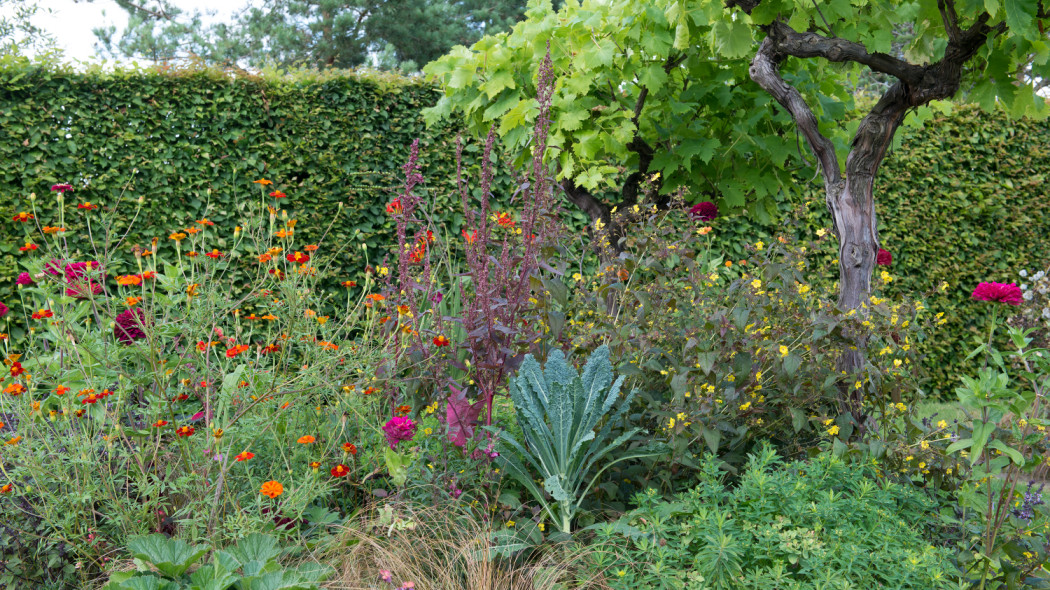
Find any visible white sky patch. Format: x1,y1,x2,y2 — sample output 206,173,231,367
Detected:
2,0,251,65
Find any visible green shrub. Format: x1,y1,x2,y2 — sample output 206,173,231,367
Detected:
537,198,936,493
590,446,957,590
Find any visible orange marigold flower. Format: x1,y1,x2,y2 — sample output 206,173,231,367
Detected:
187,284,200,297
0,483,12,493
379,315,392,324
117,274,143,286
153,420,168,427
75,409,85,417
261,343,281,354
42,226,66,234
286,251,309,263
433,335,450,347
396,305,411,316
395,404,411,416
261,314,278,321
186,251,199,258
365,293,385,302
297,435,316,444
185,227,201,235
267,247,283,255
235,450,254,461
318,341,338,350
274,229,293,238
55,385,70,396
20,242,38,251
169,232,187,241
257,253,272,263
253,179,273,186
5,436,22,446
309,461,321,471
260,480,283,498
9,362,24,377
12,211,34,222
176,425,195,437
4,383,26,396
342,443,358,455
77,202,99,210
31,309,53,319
142,271,157,280
304,244,318,252
363,387,377,396
125,296,142,306
331,464,349,477
204,249,224,259
342,280,357,287
269,190,286,199
196,219,214,226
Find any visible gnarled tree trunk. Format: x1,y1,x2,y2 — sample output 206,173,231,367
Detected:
745,13,1002,421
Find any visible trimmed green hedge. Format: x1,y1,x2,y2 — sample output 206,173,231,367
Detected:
0,54,1046,395
0,56,528,342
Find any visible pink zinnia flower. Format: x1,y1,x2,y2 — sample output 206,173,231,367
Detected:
114,307,150,344
876,248,892,266
971,282,1023,305
51,183,73,193
65,262,104,298
0,302,8,318
16,272,35,286
44,259,64,277
382,417,417,448
689,201,718,221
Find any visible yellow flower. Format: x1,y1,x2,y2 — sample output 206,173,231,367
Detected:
855,381,863,390
816,228,827,237
538,523,545,532
893,359,903,368
823,418,834,426
739,402,751,411
936,420,948,429
506,520,515,527
754,241,764,250
751,279,762,290
827,425,840,436
895,402,907,412
920,440,930,450
779,345,789,358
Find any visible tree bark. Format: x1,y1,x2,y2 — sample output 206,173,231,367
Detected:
745,12,1003,418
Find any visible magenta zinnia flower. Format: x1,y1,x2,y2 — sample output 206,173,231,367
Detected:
688,201,718,221
65,262,104,298
51,183,73,193
114,307,150,344
0,302,8,318
44,259,64,277
876,248,892,266
972,282,1023,305
382,416,417,448
16,272,35,286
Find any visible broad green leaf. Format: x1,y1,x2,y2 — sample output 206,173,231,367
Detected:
126,534,209,579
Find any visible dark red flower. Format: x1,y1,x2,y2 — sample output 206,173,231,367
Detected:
689,201,718,221
876,248,892,266
971,282,1023,305
115,307,150,344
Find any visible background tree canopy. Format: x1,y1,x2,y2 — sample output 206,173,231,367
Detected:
86,0,562,71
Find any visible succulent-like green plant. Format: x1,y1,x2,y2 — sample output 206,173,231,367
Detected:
493,345,661,534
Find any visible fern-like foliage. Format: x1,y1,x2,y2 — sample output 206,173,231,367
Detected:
494,345,661,534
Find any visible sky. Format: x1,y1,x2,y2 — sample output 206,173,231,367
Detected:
2,0,247,64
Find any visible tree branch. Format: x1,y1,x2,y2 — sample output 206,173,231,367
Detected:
938,0,962,43
767,21,926,87
749,35,842,193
